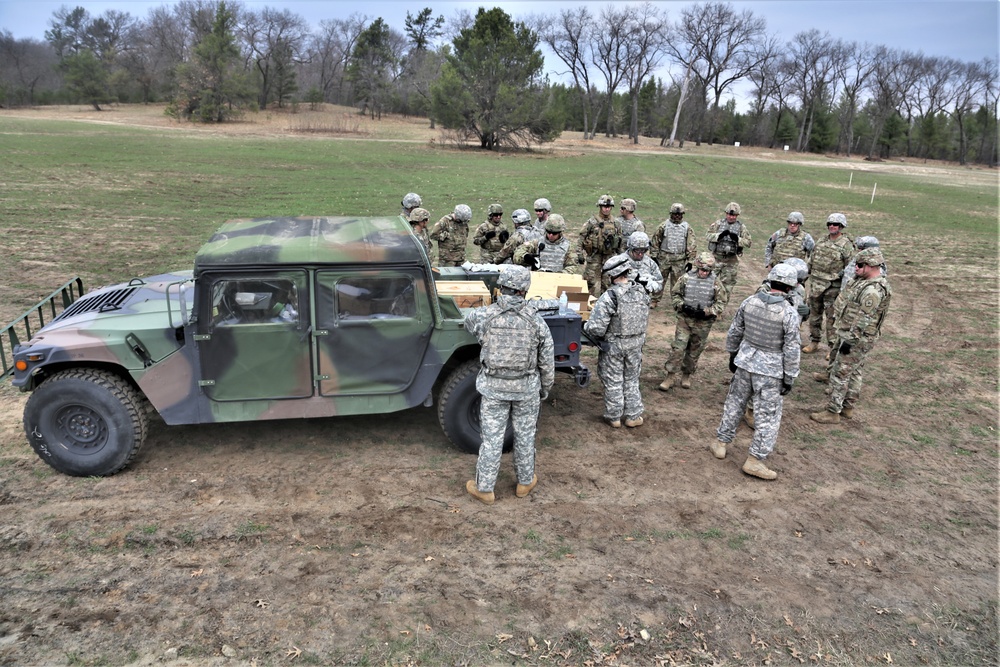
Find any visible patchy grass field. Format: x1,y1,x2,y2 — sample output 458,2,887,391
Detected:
0,105,997,666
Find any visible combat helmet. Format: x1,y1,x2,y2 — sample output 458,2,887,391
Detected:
497,264,531,292
597,194,615,207
544,214,566,234
669,203,685,215
408,207,429,223
453,204,472,222
487,203,504,217
767,263,799,289
725,202,741,215
781,257,809,284
855,235,880,250
694,252,716,270
620,198,637,213
511,209,531,225
787,211,804,224
826,212,848,228
854,247,885,266
401,192,422,210
627,231,650,250
533,198,552,212
602,255,633,279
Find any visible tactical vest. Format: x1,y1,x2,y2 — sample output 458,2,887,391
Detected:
810,236,851,281
712,221,741,257
607,284,649,336
482,307,537,378
836,278,892,338
742,293,787,352
518,226,543,245
538,237,570,272
618,217,643,239
771,229,807,263
683,271,716,310
660,221,689,255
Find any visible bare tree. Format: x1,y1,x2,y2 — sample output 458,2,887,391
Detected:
786,29,839,152
621,3,670,144
305,14,368,104
946,59,990,165
0,32,59,106
864,47,920,159
592,4,636,138
667,1,768,144
238,6,308,109
743,34,788,146
536,7,603,139
905,55,962,159
834,41,877,156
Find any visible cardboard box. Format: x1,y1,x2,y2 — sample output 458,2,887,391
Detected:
525,272,588,300
563,291,593,319
436,281,492,309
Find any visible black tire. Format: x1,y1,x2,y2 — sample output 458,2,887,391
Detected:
24,369,149,477
437,360,513,454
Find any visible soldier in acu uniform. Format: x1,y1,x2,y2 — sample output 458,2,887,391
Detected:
712,263,801,480
514,215,585,274
614,198,645,250
659,252,728,391
707,201,752,295
584,256,651,428
810,247,891,424
407,208,432,256
464,265,554,505
473,204,510,263
764,212,815,268
608,231,662,296
650,202,697,306
429,204,472,267
532,198,553,235
579,195,621,297
804,213,854,354
497,208,542,264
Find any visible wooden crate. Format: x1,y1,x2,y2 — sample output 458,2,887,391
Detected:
435,281,492,308
525,272,588,300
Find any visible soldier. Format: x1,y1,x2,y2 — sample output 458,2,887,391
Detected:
464,265,554,504
841,236,885,290
711,263,801,480
579,194,621,297
497,208,542,264
610,231,662,296
650,202,697,305
584,256,650,429
407,207,432,255
532,198,553,234
400,192,422,219
804,213,854,354
615,198,645,250
810,247,891,424
429,204,472,267
472,204,509,264
659,252,728,391
514,215,585,274
764,212,815,268
706,201,752,295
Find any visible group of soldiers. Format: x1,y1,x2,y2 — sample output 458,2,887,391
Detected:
396,194,891,500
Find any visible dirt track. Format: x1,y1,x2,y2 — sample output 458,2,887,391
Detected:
0,106,996,666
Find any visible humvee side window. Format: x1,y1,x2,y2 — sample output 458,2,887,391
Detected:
212,279,299,326
336,276,415,319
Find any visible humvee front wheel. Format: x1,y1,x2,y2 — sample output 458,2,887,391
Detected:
437,360,513,454
24,369,148,476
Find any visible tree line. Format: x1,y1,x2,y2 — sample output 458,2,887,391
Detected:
1,1,996,165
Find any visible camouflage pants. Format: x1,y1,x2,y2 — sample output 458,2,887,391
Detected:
717,368,783,460
826,337,875,413
597,340,644,421
653,256,688,305
665,315,715,376
712,257,740,295
475,393,540,492
807,280,840,344
585,251,617,297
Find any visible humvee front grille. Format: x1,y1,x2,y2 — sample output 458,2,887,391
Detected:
53,287,140,322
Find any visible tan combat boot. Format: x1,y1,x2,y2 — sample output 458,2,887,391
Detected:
841,405,854,419
742,456,777,480
743,407,755,428
709,440,727,459
809,410,841,424
658,373,674,391
624,416,644,428
515,474,538,498
813,372,829,383
605,417,622,428
802,342,820,354
680,374,692,389
466,480,495,505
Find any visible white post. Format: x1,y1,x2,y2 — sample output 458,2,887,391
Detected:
849,172,853,188
870,183,877,204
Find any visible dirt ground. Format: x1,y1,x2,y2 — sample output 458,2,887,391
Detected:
0,105,997,666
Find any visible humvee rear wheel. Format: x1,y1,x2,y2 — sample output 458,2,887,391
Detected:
24,369,148,477
437,360,513,454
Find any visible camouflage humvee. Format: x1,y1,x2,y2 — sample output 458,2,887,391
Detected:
8,216,588,477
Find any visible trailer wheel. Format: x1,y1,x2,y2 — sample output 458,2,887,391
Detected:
24,369,148,477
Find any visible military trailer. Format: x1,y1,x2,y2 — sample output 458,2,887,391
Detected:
6,216,588,477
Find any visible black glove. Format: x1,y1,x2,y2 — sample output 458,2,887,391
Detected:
521,253,538,268
636,275,649,287
484,230,496,240
721,230,739,243
603,235,615,250
682,304,698,317
839,342,852,355
728,352,738,374
701,307,714,319
538,243,546,252
577,253,586,265
780,381,793,396
498,230,510,244
684,262,692,272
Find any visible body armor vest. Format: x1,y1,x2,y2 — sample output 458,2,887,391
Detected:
482,306,537,378
518,226,543,246
682,271,716,309
836,278,892,338
538,237,570,272
811,237,850,281
742,293,786,352
607,285,649,336
661,221,690,254
713,221,741,257
771,229,807,263
618,217,643,239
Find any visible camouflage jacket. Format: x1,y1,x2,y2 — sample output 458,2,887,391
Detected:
833,276,892,344
707,219,751,259
650,220,697,261
808,234,854,283
513,237,585,274
429,214,470,264
614,215,645,252
578,215,621,258
584,280,650,352
672,270,729,319
765,228,815,267
726,292,801,382
498,225,542,263
472,219,509,263
464,294,555,399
